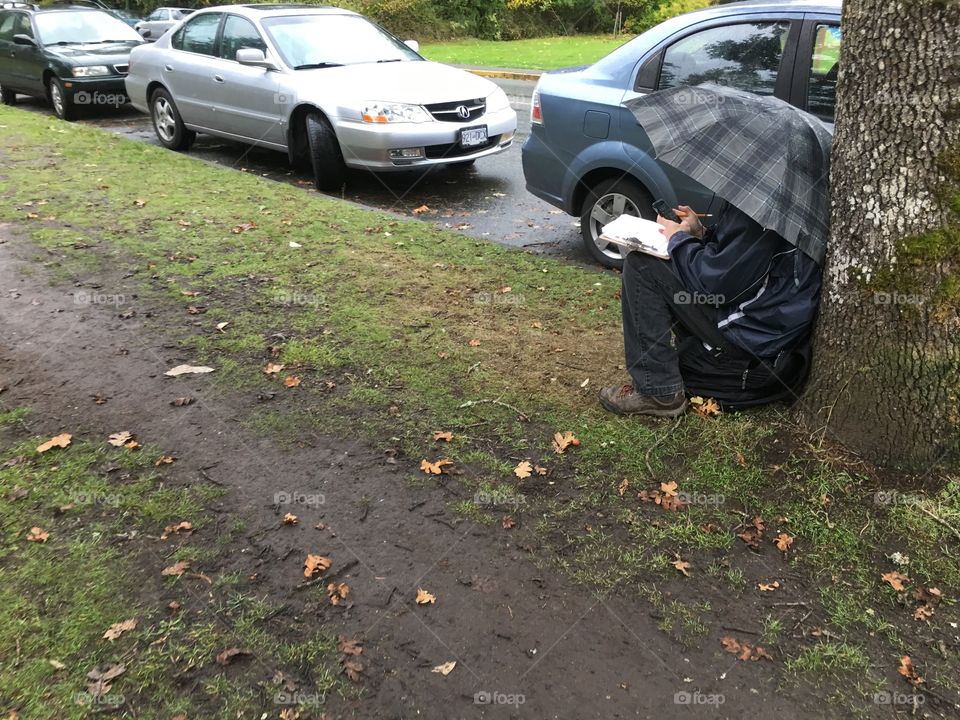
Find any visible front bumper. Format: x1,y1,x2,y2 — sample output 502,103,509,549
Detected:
333,106,517,170
61,76,129,107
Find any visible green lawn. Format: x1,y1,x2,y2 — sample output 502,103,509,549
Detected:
421,34,627,70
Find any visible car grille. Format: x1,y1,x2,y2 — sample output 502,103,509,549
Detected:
424,133,501,159
113,64,129,75
425,98,486,123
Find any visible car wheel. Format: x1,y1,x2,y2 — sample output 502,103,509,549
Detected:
150,88,195,151
48,77,76,121
0,82,16,106
580,177,655,269
305,112,346,192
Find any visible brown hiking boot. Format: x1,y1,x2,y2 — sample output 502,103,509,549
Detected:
598,384,687,417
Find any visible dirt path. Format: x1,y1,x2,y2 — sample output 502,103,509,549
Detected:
0,225,823,719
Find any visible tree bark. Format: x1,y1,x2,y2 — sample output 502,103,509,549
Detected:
802,0,960,470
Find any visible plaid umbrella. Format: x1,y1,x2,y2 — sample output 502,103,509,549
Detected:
626,83,833,265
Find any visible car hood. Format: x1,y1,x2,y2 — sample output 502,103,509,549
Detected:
46,41,140,64
293,60,496,104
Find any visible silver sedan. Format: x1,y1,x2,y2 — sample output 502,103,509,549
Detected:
125,4,518,190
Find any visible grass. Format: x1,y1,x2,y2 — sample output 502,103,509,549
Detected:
1,106,959,712
421,34,627,70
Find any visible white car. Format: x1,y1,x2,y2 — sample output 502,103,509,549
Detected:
125,4,518,190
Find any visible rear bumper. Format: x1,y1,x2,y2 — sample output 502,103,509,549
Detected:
521,127,574,214
62,76,129,106
333,106,517,170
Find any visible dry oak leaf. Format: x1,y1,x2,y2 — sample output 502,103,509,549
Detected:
37,433,72,453
672,557,691,577
282,513,298,525
327,582,350,605
468,339,481,347
412,204,430,215
415,587,436,605
690,395,721,418
432,661,457,676
914,604,935,621
304,554,332,578
420,458,453,475
618,478,630,496
102,618,137,641
720,635,772,662
337,635,363,656
898,655,924,686
283,375,301,388
882,570,909,592
660,481,678,497
774,533,794,553
215,647,252,666
155,455,176,466
737,516,765,550
514,460,533,479
108,431,134,447
342,658,364,682
26,527,50,543
231,221,257,234
758,581,781,592
161,560,190,577
86,662,126,697
263,362,285,375
501,515,516,529
433,431,454,442
160,521,193,540
552,431,581,454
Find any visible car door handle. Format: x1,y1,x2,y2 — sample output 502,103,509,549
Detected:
164,64,174,72
213,75,224,83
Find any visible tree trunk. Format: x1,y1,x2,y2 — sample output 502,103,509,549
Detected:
802,0,960,470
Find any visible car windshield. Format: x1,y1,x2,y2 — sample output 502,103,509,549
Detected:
35,10,142,45
261,14,420,69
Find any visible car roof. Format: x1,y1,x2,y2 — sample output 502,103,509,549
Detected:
191,3,358,17
690,0,841,16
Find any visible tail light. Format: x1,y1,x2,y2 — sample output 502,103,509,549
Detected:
531,84,543,126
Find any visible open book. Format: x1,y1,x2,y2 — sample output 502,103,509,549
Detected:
600,214,670,260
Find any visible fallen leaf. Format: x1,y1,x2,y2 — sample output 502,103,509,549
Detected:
170,397,195,407
155,455,175,466
283,375,301,388
660,480,678,497
342,658,364,682
412,204,430,214
432,661,456,675
160,521,193,540
690,396,721,418
161,560,190,577
263,362,285,375
720,636,772,661
774,533,794,553
327,582,350,605
468,339,481,347
304,554,332,578
415,587,436,605
433,431,453,442
102,618,137,641
215,321,229,333
914,604,935,621
618,479,630,496
282,513,298,525
531,320,542,329
337,636,362,656
48,659,66,670
108,432,134,447
898,655,924,686
86,662,126,697
514,460,533,479
164,364,215,377
672,557,691,577
501,515,516,529
36,433,72,453
231,221,257,234
737,516,765,550
882,570,909,592
26,526,49,543
215,647,251,665
181,290,200,297
758,581,781,592
552,431,580,454
420,458,453,475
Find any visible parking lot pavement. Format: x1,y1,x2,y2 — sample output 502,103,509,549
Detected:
14,77,596,267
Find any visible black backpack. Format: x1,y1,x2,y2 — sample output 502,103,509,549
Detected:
677,331,813,411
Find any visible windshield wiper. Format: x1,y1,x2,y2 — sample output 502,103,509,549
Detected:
377,58,403,63
293,62,344,70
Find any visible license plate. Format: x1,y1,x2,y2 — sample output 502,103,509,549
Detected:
460,126,488,148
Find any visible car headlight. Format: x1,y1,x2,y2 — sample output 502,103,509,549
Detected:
360,102,430,124
487,86,510,113
72,66,111,77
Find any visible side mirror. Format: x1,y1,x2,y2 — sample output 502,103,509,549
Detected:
12,34,36,47
236,47,278,71
404,39,419,53
140,29,151,38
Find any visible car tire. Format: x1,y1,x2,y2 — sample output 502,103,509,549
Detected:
0,82,16,106
305,112,346,192
150,88,195,151
580,177,655,269
48,77,76,121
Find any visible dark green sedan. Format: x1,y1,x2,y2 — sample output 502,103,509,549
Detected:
0,4,143,120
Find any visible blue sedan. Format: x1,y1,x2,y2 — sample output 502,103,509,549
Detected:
521,0,841,267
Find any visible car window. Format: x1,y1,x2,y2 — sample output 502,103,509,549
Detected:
13,12,33,39
220,15,266,60
147,9,164,21
35,10,139,44
807,24,840,121
174,12,221,55
658,21,790,96
0,12,17,41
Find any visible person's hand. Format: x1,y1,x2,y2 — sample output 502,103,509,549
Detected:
657,205,704,240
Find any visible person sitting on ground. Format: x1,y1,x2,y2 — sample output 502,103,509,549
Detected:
598,200,823,417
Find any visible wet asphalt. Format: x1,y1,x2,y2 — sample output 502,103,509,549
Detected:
14,77,597,266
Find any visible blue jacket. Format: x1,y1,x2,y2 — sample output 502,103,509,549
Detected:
668,202,822,358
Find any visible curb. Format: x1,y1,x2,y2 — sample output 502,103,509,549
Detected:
461,68,542,82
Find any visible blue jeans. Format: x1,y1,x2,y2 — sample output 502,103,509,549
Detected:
620,251,728,396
